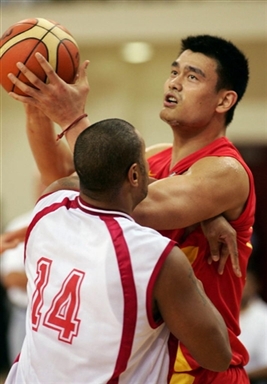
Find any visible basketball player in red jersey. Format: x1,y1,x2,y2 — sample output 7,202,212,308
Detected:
8,34,255,383
5,119,231,383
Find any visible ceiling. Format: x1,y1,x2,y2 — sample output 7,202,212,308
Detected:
1,1,267,45
1,1,267,145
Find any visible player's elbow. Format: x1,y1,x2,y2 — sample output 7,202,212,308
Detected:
201,337,232,372
207,349,232,372
191,325,232,372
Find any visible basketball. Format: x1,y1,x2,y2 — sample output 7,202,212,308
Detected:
0,18,80,95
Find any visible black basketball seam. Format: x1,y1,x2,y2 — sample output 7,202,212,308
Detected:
1,19,78,93
56,40,78,81
0,23,37,46
11,39,49,93
27,23,76,78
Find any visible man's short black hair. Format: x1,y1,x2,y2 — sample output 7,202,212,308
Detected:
74,118,142,199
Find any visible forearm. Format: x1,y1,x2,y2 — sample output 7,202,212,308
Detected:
8,56,91,175
248,366,267,380
132,181,201,230
2,272,27,290
25,105,75,185
0,227,27,254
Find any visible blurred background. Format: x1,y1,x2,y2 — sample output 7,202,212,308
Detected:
1,2,267,276
1,0,267,287
0,1,267,381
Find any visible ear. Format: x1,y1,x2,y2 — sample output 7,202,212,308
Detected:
128,163,139,187
216,90,238,114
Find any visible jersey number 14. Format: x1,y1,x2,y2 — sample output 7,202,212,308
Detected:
31,257,85,344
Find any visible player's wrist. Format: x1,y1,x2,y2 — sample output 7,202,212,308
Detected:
57,113,89,141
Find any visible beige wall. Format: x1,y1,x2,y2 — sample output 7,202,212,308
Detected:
1,1,267,228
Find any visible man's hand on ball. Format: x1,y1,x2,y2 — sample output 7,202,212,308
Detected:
8,53,90,129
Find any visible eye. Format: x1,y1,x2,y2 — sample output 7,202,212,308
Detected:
171,69,178,76
188,74,198,81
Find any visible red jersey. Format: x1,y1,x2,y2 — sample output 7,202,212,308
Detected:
148,137,256,382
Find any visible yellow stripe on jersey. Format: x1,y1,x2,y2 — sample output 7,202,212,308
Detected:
170,373,195,384
170,346,195,384
180,246,199,265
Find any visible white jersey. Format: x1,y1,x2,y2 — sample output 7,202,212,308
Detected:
6,190,176,384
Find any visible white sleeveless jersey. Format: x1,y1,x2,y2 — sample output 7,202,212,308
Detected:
6,190,177,384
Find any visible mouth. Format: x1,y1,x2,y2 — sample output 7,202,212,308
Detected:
164,93,178,107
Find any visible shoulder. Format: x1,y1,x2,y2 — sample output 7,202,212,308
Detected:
190,155,246,172
41,175,80,195
35,188,79,214
187,156,249,185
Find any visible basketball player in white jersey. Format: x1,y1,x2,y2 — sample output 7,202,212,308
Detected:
5,118,231,383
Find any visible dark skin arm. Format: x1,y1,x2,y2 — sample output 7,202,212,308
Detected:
153,246,231,371
248,366,267,380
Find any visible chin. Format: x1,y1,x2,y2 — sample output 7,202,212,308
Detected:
159,108,169,122
160,113,178,128
159,106,166,116
160,108,176,124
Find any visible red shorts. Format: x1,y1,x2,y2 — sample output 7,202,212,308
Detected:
170,366,249,384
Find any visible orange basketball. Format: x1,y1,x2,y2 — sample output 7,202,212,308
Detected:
0,18,80,95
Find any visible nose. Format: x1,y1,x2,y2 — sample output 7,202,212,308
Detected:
168,76,182,91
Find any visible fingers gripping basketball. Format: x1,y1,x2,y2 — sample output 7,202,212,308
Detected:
0,18,80,95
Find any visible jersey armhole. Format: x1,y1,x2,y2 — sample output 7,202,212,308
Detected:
146,241,177,328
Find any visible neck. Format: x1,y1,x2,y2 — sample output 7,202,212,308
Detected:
170,124,226,168
80,191,133,216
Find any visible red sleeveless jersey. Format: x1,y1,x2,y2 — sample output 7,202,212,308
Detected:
148,137,256,381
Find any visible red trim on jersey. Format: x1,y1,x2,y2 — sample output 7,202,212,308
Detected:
78,196,134,221
146,241,177,328
101,216,137,384
24,197,78,262
13,353,20,363
167,334,179,383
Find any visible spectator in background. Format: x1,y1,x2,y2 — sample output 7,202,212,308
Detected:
0,173,46,364
0,228,27,255
0,281,10,378
239,260,267,384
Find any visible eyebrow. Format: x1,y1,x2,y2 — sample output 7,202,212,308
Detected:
171,61,206,78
